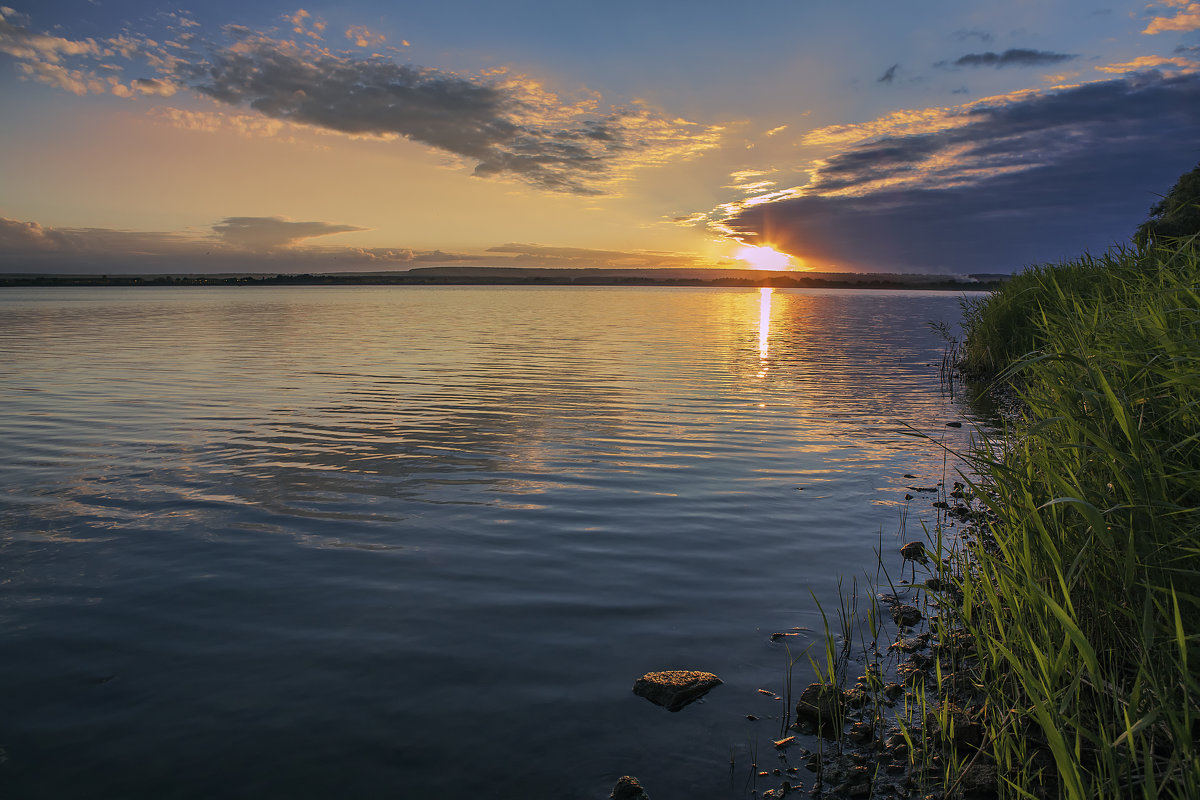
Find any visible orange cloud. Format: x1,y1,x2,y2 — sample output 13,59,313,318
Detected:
1097,55,1200,73
1143,1,1200,33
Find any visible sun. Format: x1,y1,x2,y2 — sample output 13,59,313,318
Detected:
735,245,795,271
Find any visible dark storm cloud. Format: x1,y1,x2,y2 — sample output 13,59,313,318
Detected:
877,64,899,83
170,33,720,194
940,49,1078,68
724,72,1200,273
0,12,720,195
211,217,365,250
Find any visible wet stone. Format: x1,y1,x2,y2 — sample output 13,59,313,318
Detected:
848,721,874,744
959,761,999,798
612,775,650,800
632,670,721,712
890,634,929,653
892,604,922,627
899,541,927,561
795,682,844,738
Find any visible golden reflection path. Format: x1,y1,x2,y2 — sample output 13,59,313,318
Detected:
758,287,773,366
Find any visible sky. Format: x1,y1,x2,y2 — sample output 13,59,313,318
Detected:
0,0,1198,275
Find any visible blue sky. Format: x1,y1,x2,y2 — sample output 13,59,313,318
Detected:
1,0,1198,273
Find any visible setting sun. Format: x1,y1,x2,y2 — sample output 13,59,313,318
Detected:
735,245,795,271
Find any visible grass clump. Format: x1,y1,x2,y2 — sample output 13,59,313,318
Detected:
949,240,1200,798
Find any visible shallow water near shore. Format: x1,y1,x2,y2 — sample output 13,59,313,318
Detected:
0,285,982,799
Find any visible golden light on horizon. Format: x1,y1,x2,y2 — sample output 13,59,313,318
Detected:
736,245,795,271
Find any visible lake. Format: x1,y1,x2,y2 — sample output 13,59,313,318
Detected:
0,285,983,799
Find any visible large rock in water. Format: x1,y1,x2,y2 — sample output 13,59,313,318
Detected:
611,775,651,800
632,670,722,712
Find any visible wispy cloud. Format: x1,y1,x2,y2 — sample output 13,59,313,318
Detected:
1096,54,1200,74
953,29,994,43
0,10,723,195
938,49,1078,69
211,217,366,251
877,64,899,83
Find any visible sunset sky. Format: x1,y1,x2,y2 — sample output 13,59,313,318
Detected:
1,0,1198,274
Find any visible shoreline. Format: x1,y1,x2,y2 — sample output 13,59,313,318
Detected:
781,242,1199,800
0,271,1004,292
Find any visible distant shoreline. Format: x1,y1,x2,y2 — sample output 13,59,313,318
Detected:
0,269,1005,292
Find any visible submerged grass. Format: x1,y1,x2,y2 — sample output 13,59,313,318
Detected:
947,240,1200,798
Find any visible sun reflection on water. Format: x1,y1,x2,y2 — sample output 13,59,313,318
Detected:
758,287,773,369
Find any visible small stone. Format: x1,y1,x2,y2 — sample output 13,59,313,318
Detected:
890,635,927,653
899,541,926,561
892,604,922,627
632,670,721,711
959,761,999,798
945,421,962,428
841,779,871,799
611,775,650,800
795,682,843,738
848,721,874,744
883,732,909,756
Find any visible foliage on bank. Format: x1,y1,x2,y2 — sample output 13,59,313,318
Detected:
951,240,1200,797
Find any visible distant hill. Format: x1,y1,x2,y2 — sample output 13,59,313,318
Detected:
0,267,1005,290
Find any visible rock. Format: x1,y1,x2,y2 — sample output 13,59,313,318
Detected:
632,670,721,711
945,421,962,428
848,721,874,744
611,775,650,800
958,761,999,798
841,780,871,799
926,704,984,749
795,682,843,737
883,732,909,757
892,604,922,627
899,541,927,561
890,634,929,653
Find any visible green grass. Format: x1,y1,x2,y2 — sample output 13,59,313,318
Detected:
946,240,1200,798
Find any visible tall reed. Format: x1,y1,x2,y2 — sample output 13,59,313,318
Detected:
950,241,1200,798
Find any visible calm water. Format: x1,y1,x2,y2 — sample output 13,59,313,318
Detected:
0,286,982,799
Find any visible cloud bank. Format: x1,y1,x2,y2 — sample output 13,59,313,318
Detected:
0,9,722,195
720,72,1200,272
0,216,729,274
